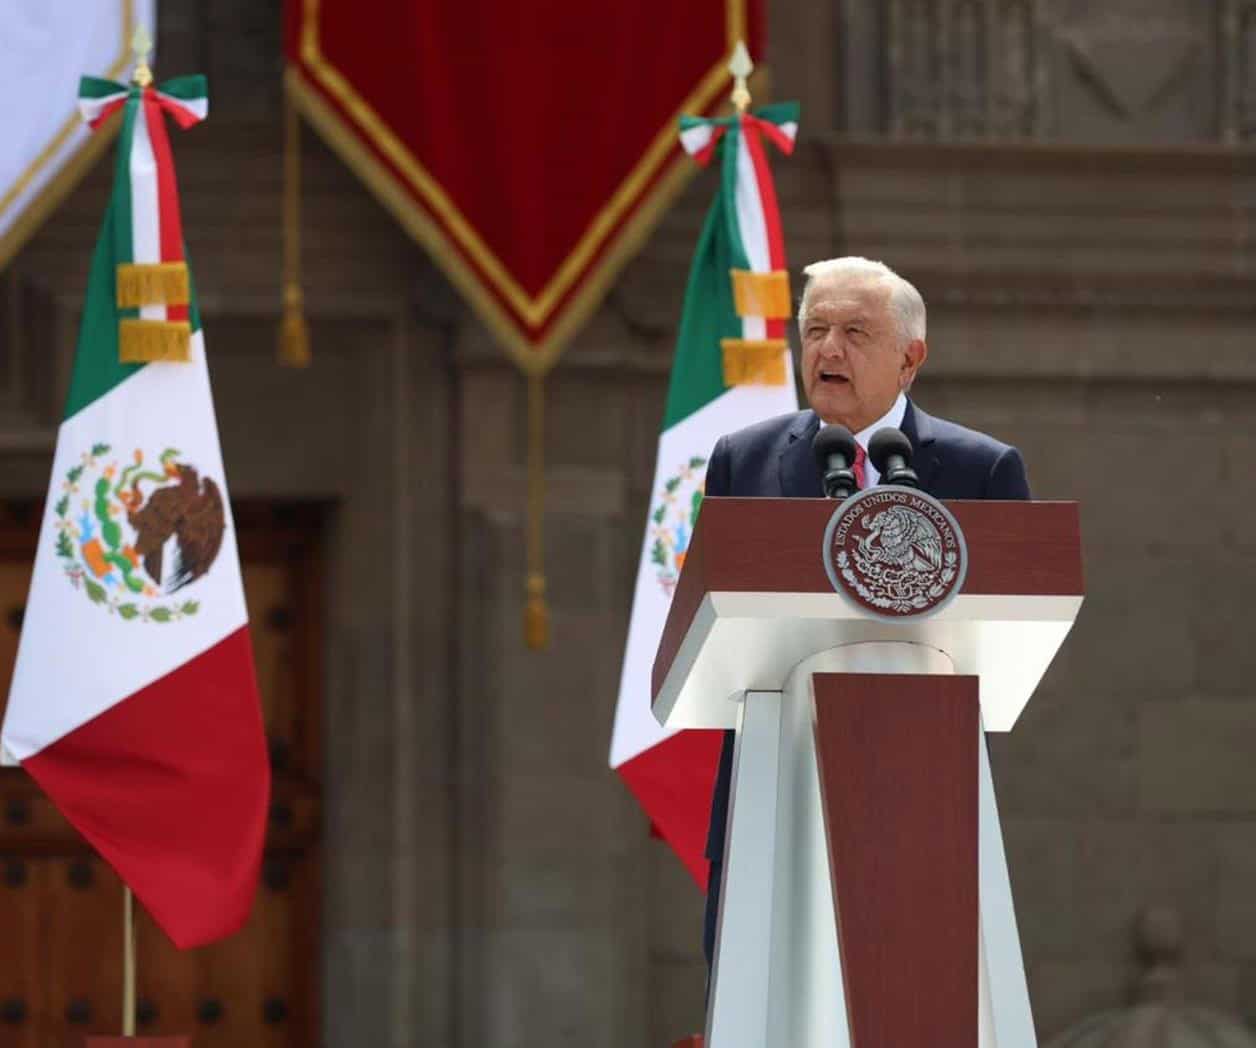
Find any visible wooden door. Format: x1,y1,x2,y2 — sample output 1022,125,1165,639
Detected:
0,500,325,1046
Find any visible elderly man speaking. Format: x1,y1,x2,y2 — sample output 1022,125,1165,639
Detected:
701,255,1031,966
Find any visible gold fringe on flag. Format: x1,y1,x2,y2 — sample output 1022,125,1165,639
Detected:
523,371,549,649
730,268,791,319
279,84,311,368
720,338,788,386
119,319,191,362
116,261,189,309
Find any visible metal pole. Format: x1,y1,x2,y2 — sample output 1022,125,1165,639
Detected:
123,886,136,1036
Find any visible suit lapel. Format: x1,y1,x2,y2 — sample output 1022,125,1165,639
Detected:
902,399,942,493
778,410,824,497
781,402,940,496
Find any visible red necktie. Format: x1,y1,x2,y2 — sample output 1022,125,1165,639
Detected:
853,442,868,490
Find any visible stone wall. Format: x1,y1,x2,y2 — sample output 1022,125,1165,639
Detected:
3,1,1256,1044
828,0,1256,144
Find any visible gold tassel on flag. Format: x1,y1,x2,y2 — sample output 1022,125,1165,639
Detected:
279,85,310,367
724,264,792,385
119,318,192,362
720,338,788,386
108,29,198,367
730,268,791,318
523,371,550,649
116,261,189,308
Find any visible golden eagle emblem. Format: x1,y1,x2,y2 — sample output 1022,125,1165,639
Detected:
54,443,226,622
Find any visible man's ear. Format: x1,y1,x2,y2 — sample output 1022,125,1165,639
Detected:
902,338,928,387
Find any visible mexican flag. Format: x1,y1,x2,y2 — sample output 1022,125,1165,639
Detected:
609,102,800,885
0,74,268,949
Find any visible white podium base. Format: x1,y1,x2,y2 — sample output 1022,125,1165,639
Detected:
705,642,1036,1048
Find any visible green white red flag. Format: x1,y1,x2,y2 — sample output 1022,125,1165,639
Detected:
610,102,800,884
0,74,268,949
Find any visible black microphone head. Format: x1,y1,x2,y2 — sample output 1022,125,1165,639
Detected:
812,424,857,472
867,427,914,475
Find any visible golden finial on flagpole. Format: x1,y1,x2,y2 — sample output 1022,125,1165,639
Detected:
729,40,753,113
131,25,154,87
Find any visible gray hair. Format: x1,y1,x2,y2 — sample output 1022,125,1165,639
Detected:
798,257,927,345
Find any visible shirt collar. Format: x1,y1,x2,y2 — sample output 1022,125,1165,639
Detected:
853,392,908,449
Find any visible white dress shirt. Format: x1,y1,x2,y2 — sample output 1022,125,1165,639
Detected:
849,391,908,488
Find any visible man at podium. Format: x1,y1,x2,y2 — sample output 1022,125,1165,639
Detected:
701,255,1032,966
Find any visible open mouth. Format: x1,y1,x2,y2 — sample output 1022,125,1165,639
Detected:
818,371,850,385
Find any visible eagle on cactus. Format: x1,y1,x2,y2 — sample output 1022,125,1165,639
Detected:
121,449,225,592
54,444,226,619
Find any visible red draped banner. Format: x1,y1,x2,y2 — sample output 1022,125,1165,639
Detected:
283,0,764,370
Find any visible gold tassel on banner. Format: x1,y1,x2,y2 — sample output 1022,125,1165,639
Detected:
279,85,311,367
523,371,550,649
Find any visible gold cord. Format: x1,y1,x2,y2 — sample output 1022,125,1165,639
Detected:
523,372,549,649
280,88,311,367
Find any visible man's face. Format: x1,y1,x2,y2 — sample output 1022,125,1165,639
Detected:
799,275,926,432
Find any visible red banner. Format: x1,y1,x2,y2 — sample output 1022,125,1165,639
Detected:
284,0,763,370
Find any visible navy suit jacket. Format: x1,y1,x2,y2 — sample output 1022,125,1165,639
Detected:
702,399,1031,863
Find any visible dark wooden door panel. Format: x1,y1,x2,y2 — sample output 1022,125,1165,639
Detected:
0,558,32,729
0,500,324,1047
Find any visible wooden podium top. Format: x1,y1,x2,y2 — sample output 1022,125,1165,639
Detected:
651,497,1084,733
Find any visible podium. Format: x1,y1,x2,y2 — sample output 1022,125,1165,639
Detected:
652,496,1084,1048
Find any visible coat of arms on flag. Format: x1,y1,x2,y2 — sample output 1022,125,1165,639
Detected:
54,444,225,620
609,48,800,885
1,59,268,950
649,456,708,598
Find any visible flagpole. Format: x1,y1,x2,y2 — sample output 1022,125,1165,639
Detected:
729,40,753,112
123,885,136,1035
119,26,151,1034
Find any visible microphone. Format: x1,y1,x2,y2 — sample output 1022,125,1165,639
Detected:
812,424,860,500
868,428,919,488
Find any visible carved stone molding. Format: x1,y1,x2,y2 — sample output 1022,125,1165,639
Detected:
917,269,1256,313
881,1,1256,143
1057,6,1203,118
1221,0,1256,140
888,0,1050,140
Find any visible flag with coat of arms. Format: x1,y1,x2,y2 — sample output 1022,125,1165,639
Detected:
609,92,800,884
0,69,269,949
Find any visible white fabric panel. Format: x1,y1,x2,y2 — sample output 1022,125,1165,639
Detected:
0,1,157,252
